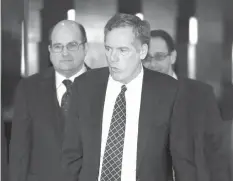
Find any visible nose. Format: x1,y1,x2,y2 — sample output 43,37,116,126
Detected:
109,50,119,62
62,46,69,56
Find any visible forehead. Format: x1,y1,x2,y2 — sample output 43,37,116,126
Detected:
105,27,136,47
149,37,168,52
51,26,82,44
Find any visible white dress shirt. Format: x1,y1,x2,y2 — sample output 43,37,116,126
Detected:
55,65,86,106
98,65,144,181
172,71,178,80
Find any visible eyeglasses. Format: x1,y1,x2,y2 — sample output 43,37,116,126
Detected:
148,52,170,61
50,41,85,53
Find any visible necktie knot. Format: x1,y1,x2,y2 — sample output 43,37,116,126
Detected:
121,85,127,93
62,79,72,92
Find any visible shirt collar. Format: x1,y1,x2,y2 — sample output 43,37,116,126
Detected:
172,71,178,80
55,64,86,89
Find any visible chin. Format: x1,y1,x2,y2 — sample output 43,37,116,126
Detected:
111,74,121,81
60,64,74,70
110,73,123,82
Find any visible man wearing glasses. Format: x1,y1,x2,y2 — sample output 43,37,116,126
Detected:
143,30,177,79
9,20,90,181
144,29,230,181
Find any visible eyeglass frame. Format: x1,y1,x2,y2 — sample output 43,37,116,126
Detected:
49,41,86,53
147,52,171,62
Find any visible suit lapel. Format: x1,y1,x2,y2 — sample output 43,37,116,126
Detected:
136,68,167,172
40,68,64,145
89,68,109,175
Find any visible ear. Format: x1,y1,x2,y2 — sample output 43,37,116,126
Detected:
140,44,148,60
48,45,51,52
170,50,177,65
83,42,88,55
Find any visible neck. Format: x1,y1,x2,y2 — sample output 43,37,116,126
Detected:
59,67,83,78
62,72,77,79
121,63,142,84
168,68,174,77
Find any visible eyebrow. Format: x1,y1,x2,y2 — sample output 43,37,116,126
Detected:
52,41,79,45
51,42,62,45
105,45,130,49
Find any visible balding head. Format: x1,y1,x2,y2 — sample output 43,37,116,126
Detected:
49,20,87,44
48,20,88,78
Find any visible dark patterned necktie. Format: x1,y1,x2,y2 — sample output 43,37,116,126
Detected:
61,79,73,118
100,85,127,181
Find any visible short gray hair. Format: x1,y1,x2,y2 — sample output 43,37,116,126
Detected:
104,13,151,46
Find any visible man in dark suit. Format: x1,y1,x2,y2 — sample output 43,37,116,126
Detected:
144,29,231,181
9,20,90,181
61,14,229,181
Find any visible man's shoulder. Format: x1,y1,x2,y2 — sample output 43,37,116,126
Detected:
179,77,213,93
144,67,179,89
17,67,54,87
74,67,109,84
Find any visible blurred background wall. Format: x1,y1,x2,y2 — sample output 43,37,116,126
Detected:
2,0,233,160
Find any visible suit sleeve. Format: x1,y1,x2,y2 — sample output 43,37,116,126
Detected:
204,89,231,181
61,79,83,181
9,80,32,181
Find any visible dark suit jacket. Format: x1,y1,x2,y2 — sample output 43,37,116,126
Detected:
61,67,229,181
167,77,232,181
9,66,89,181
172,78,231,181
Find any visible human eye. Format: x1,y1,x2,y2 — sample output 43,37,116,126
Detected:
119,48,130,56
105,46,113,55
67,42,79,51
105,46,111,51
147,53,153,60
154,52,168,61
52,44,63,52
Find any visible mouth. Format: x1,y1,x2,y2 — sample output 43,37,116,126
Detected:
61,59,73,63
110,67,121,73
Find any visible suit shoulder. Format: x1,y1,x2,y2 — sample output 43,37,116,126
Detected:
145,68,178,88
181,78,213,93
74,67,108,84
17,67,54,87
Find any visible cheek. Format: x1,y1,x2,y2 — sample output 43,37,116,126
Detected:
124,55,139,71
156,61,168,69
71,52,84,60
50,54,59,63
